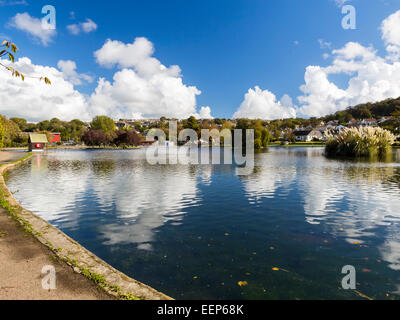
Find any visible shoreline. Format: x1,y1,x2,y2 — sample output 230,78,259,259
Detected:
0,152,172,300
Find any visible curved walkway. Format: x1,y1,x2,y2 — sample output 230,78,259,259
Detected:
0,209,112,300
0,151,112,300
0,151,171,300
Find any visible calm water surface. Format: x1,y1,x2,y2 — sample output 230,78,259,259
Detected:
5,148,400,300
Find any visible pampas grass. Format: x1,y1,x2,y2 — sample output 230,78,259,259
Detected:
325,127,396,158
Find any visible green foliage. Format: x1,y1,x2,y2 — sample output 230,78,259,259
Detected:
1,41,50,84
91,116,116,133
0,120,4,150
236,119,271,150
10,118,27,131
1,116,21,148
184,116,199,131
325,127,396,158
324,97,400,122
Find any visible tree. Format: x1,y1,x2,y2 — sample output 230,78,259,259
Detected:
115,130,141,147
10,118,27,131
283,130,296,143
392,110,400,119
185,116,199,131
1,41,51,84
38,120,51,131
82,130,108,147
1,116,21,147
0,121,4,150
91,116,116,133
235,119,271,150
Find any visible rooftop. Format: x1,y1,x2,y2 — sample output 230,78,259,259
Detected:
29,133,48,144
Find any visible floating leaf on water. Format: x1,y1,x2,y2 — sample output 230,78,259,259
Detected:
272,267,280,271
354,290,373,300
238,281,248,287
193,276,198,279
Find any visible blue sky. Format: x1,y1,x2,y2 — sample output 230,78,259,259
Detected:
0,0,400,121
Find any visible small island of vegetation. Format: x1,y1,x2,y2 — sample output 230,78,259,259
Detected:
325,127,396,159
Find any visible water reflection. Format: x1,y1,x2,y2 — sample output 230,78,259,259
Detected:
240,148,400,273
5,148,400,299
97,164,201,249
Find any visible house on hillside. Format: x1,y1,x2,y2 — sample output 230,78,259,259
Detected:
294,129,323,142
347,119,359,127
360,119,377,127
28,133,48,152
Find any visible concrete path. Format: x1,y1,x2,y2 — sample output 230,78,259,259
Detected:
0,152,28,164
0,211,113,300
0,152,113,300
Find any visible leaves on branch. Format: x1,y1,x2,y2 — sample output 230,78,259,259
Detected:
1,40,50,85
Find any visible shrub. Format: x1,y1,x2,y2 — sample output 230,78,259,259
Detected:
114,130,141,147
82,130,108,146
325,127,396,158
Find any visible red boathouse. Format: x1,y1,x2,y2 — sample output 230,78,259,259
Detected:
28,133,49,152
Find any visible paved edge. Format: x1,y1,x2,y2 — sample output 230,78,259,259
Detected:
0,153,173,301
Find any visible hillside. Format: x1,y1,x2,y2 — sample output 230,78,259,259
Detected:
324,97,400,122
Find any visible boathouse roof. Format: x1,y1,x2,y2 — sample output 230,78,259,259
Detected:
29,133,49,144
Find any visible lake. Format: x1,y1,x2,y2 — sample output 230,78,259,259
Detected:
5,148,400,300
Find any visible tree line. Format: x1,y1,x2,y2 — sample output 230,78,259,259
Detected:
0,115,142,149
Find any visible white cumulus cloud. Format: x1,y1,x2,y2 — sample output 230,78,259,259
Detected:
0,57,90,122
381,10,400,61
298,40,400,117
57,60,94,86
233,9,400,119
9,12,56,46
233,86,296,120
90,37,208,119
0,37,211,121
67,18,97,35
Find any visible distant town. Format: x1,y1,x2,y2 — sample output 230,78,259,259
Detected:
1,97,400,149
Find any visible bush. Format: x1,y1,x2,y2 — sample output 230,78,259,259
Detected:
114,130,141,147
82,130,108,146
325,127,396,158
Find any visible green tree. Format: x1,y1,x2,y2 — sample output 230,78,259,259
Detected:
10,118,27,131
236,119,270,150
185,116,199,131
91,116,116,133
1,116,21,147
0,121,4,150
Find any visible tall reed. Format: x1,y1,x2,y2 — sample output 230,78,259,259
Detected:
325,127,396,158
